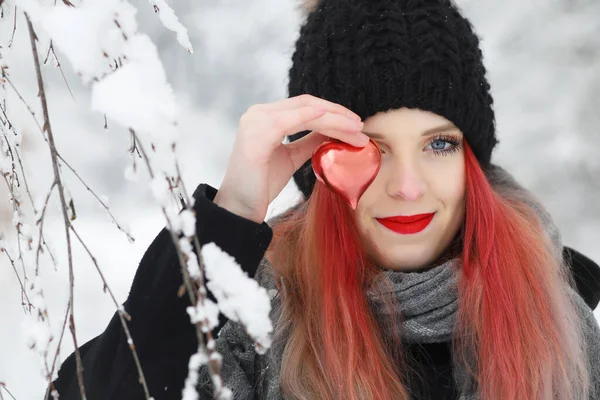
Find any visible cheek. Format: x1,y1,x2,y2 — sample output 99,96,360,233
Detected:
354,181,384,242
426,156,466,210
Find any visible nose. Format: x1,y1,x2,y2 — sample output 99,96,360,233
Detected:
385,156,426,201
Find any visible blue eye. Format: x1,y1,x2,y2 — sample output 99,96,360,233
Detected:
425,135,462,156
430,139,450,150
378,136,462,157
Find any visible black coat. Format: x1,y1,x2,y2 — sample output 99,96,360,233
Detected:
51,184,600,400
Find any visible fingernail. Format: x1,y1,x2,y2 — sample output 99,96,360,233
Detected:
347,111,362,121
357,133,370,145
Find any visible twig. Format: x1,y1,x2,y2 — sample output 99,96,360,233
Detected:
11,135,36,212
2,128,56,264
3,75,45,134
25,14,86,400
131,130,229,396
0,103,12,130
56,153,135,242
0,245,32,311
43,41,74,101
67,222,152,399
2,173,30,287
174,153,249,334
2,101,57,272
35,182,57,274
132,130,198,306
8,6,17,49
128,129,142,158
44,303,70,400
0,382,17,400
5,75,132,244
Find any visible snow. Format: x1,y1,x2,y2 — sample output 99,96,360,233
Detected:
186,298,219,330
90,34,178,139
0,0,598,399
175,209,196,238
22,0,140,84
147,0,193,54
181,351,208,400
201,243,273,354
150,176,171,207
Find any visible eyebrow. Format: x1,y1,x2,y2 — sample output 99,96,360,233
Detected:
362,123,459,139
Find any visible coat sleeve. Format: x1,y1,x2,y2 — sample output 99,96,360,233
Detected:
563,246,600,310
51,184,273,400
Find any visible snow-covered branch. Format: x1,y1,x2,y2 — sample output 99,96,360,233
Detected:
0,0,273,398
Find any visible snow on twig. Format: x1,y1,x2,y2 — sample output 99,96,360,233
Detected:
2,0,270,398
201,243,273,354
147,0,193,53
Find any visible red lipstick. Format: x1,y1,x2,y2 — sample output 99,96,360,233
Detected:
376,213,435,234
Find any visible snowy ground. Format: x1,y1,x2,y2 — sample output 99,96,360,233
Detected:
1,0,599,398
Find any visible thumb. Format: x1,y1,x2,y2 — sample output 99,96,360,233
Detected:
284,131,328,172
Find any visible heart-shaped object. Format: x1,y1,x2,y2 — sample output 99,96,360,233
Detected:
312,138,382,209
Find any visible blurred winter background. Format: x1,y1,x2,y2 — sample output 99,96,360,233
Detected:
0,0,599,398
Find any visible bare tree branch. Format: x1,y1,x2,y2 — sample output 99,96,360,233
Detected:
0,125,57,273
131,129,230,397
67,222,152,398
43,41,74,101
11,133,36,212
44,302,70,400
35,182,57,274
0,382,17,400
4,71,134,244
2,74,45,134
25,13,86,400
56,153,135,243
0,244,33,311
8,5,17,49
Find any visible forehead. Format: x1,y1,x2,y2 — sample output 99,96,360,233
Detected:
363,108,459,138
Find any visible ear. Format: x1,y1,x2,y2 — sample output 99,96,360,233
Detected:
563,246,600,310
297,0,320,15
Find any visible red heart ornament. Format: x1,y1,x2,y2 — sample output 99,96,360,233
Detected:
312,138,382,209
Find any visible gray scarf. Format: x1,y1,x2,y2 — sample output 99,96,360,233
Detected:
366,259,459,344
211,165,600,399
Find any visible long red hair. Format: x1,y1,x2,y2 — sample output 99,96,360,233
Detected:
266,142,589,399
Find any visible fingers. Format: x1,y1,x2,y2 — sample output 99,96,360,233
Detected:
253,94,361,121
274,107,367,146
300,113,369,147
248,106,368,153
283,131,329,172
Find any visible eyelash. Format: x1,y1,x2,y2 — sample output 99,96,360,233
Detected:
425,134,462,156
379,134,462,157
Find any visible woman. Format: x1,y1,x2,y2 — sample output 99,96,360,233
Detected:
53,0,600,399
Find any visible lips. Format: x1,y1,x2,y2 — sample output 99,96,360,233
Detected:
376,213,435,235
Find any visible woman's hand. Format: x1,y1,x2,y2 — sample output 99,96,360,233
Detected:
214,94,369,223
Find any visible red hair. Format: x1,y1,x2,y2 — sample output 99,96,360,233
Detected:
266,142,589,399
456,143,589,399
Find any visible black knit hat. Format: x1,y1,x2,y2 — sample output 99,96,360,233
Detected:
287,0,498,199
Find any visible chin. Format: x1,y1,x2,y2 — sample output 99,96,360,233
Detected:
373,243,439,271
